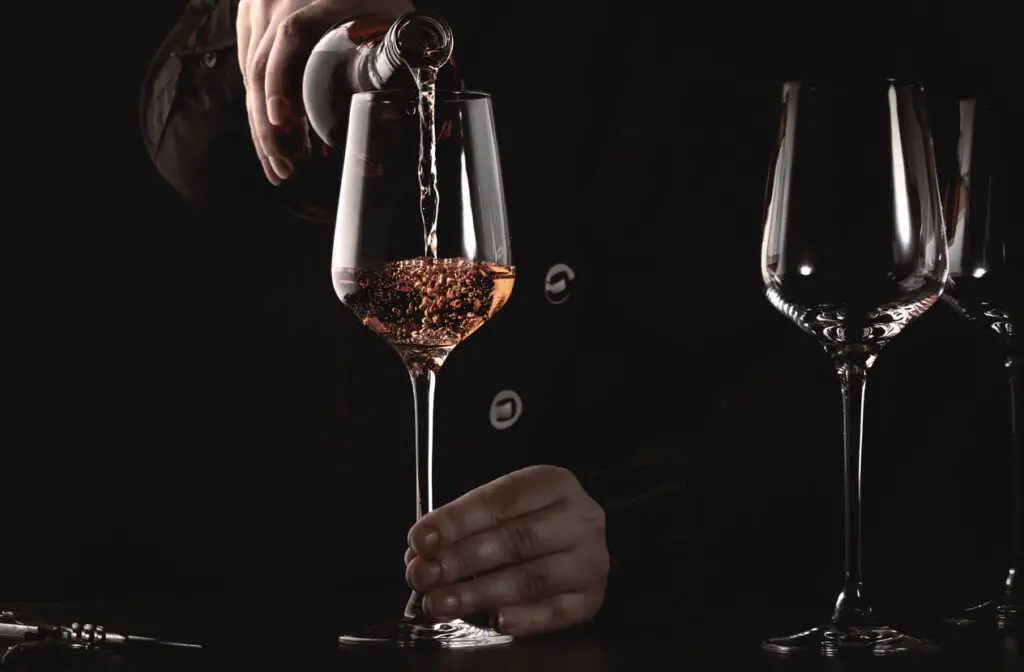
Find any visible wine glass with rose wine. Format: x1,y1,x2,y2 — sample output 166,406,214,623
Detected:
942,96,1023,630
759,81,948,656
329,88,516,647
329,89,515,647
320,51,515,647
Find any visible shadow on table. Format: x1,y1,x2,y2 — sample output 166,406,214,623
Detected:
1,603,1020,672
744,628,1021,672
3,633,1020,672
335,635,614,672
0,633,611,672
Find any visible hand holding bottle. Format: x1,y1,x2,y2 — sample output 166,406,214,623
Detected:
236,0,414,184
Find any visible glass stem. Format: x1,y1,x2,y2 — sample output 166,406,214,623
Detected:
831,353,875,626
1005,357,1021,599
404,369,436,620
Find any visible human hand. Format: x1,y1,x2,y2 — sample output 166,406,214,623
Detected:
236,0,414,184
404,466,609,636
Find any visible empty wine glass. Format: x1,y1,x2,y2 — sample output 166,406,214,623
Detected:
330,89,514,648
759,80,948,656
943,96,1023,630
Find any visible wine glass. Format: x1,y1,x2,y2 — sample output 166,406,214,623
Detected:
942,96,1023,630
330,89,514,648
759,80,948,656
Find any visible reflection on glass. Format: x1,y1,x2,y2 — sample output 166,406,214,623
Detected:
759,81,947,656
943,97,1023,630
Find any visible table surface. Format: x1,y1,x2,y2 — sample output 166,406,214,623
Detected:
2,602,1020,672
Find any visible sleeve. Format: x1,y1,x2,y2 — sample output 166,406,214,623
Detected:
140,0,274,210
581,346,824,623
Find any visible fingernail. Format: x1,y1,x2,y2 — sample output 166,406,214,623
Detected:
410,524,440,554
411,560,442,590
426,590,460,617
268,96,291,126
269,156,293,180
489,613,505,632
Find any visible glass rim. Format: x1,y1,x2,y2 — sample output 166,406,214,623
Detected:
352,89,492,104
958,94,1000,106
783,79,925,90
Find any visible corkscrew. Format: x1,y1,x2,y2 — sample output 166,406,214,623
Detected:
1,610,201,667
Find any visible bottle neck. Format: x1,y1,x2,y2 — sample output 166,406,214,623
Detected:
364,33,403,90
357,12,455,90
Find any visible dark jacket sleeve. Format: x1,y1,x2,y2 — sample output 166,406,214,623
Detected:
140,0,272,209
580,350,827,624
140,0,342,221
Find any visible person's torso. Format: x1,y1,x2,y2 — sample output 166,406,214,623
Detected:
8,0,1008,599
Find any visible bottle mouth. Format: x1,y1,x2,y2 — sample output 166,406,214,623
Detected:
387,11,454,69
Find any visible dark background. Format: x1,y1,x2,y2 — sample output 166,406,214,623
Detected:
0,0,1016,627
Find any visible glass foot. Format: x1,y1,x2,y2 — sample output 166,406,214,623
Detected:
762,623,941,656
338,614,513,649
945,597,1021,630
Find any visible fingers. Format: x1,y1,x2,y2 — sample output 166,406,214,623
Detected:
264,4,341,127
238,0,417,185
495,592,605,637
248,29,299,182
406,501,584,592
422,551,603,622
248,7,331,182
236,0,252,84
240,0,279,182
241,1,293,182
243,0,269,91
408,466,579,555
246,93,278,184
402,465,609,637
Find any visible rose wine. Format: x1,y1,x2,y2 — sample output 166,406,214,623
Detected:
398,25,452,259
414,65,441,258
333,257,515,373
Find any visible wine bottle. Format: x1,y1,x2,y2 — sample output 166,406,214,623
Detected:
302,11,456,149
282,11,456,222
